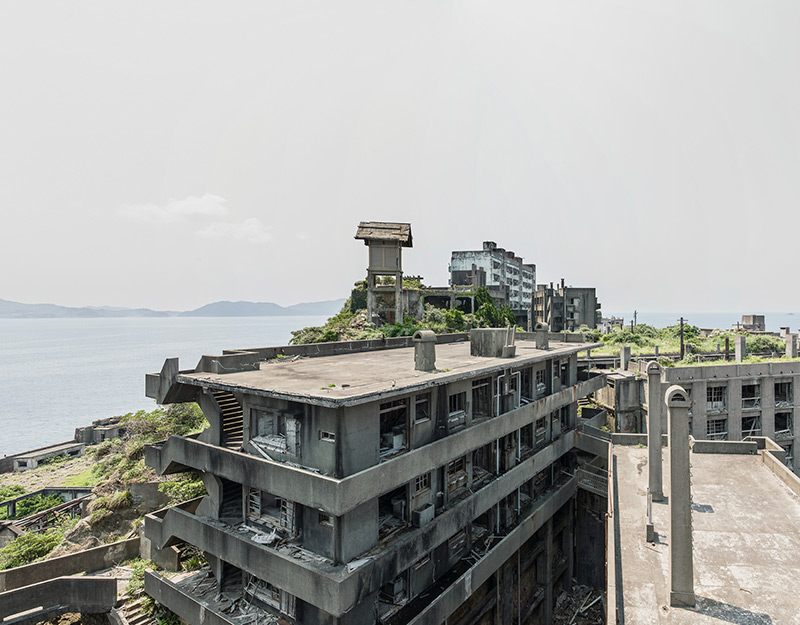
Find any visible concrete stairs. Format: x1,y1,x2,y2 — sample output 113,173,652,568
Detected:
114,597,154,625
213,390,244,451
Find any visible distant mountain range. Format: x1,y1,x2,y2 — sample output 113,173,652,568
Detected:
0,298,346,319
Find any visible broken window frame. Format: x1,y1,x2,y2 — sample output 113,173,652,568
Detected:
775,381,794,408
706,386,727,413
414,472,430,493
319,430,336,443
535,369,547,398
706,417,728,441
448,391,467,429
414,392,431,423
446,456,468,495
775,411,793,439
741,382,761,410
380,398,408,455
741,414,762,438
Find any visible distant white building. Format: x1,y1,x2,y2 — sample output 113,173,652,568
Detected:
449,241,535,311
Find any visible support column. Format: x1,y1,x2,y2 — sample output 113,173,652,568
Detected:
667,385,695,608
620,346,631,371
647,362,664,501
394,272,403,322
735,335,747,363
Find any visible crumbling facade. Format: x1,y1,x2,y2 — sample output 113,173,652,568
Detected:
533,281,600,332
450,242,536,313
142,329,607,625
640,359,800,474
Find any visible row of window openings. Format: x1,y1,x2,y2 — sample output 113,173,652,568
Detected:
378,467,561,623
249,366,569,462
706,382,794,412
706,412,793,440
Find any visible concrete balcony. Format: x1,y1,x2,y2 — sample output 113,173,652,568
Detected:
146,374,605,517
144,433,579,619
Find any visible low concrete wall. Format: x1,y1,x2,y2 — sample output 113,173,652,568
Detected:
145,571,234,625
0,537,139,592
762,450,800,497
691,440,757,455
611,433,669,447
195,333,472,374
0,576,117,621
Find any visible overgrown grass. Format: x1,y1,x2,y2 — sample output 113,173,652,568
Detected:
90,403,208,487
62,468,99,488
585,324,788,357
0,526,64,569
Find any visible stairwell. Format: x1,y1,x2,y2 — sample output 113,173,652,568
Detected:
213,390,244,451
219,478,242,521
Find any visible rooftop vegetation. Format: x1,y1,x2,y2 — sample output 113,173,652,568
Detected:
583,323,787,357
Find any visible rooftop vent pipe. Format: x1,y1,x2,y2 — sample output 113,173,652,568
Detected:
534,323,549,350
413,330,437,371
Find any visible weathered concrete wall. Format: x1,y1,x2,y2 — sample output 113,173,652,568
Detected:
0,576,117,623
0,538,139,592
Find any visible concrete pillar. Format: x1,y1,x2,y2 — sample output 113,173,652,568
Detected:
787,334,798,359
654,345,659,357
394,274,403,322
667,385,695,608
647,362,664,501
735,335,747,363
728,378,743,441
620,346,631,371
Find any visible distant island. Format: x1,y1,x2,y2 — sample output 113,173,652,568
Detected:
0,297,346,319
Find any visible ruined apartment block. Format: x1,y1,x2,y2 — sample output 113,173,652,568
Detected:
141,326,607,625
640,360,800,473
449,242,536,313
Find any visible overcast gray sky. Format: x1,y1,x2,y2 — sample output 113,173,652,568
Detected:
1,1,798,313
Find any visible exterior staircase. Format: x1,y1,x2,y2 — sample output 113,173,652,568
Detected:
213,390,244,450
115,597,154,625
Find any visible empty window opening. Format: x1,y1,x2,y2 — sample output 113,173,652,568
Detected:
535,369,547,398
560,363,569,387
380,399,408,458
448,391,467,429
319,430,336,443
775,412,793,438
520,424,533,453
378,574,408,621
246,490,296,537
414,393,431,423
707,417,728,441
535,417,548,446
707,386,727,413
447,456,468,496
471,444,494,489
319,512,333,526
251,409,301,457
520,368,533,403
379,485,407,539
448,529,468,558
742,415,761,438
472,378,492,420
775,382,793,408
742,383,761,409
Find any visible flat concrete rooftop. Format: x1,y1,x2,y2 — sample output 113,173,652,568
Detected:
613,446,800,624
178,339,595,407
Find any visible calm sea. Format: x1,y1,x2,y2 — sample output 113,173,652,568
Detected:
3,311,798,457
0,316,327,456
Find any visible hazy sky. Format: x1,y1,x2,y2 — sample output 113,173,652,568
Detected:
1,1,798,313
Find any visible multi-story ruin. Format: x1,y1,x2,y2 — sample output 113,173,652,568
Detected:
141,327,608,624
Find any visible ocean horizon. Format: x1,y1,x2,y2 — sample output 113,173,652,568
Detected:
2,311,797,457
0,315,327,456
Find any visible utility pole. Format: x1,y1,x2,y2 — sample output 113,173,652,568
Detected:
680,317,685,359
634,310,638,326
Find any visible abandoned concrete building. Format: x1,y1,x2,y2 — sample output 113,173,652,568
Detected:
355,222,418,326
141,326,610,624
449,242,536,314
533,281,601,332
